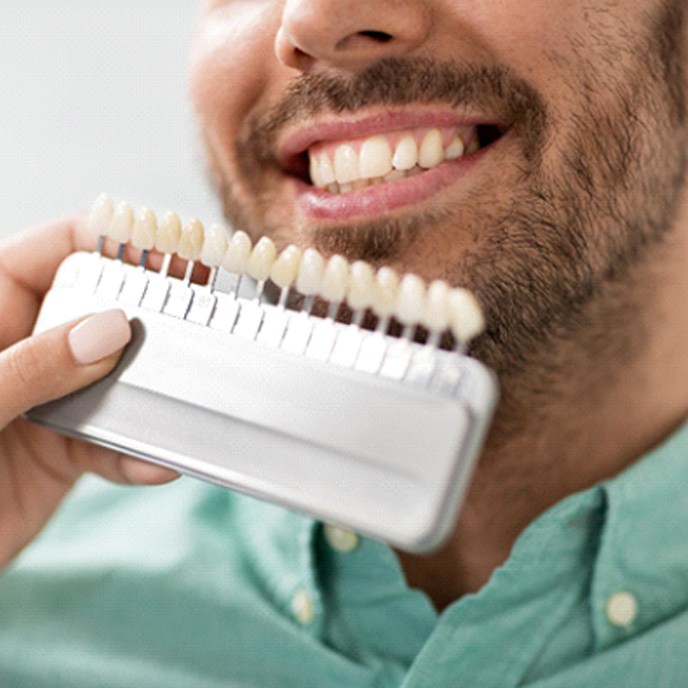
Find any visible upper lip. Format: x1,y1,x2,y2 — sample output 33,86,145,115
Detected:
276,107,510,174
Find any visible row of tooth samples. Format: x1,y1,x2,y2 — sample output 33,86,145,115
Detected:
309,127,479,193
88,194,485,347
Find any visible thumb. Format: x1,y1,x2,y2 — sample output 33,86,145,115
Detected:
0,309,131,428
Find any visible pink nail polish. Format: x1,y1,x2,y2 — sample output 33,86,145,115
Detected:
68,309,132,365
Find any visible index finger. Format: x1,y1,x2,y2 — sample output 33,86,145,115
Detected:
0,213,92,298
0,214,93,349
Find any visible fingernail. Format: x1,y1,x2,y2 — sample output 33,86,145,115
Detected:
68,309,132,365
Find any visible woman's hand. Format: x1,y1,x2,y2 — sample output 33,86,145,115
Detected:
0,215,178,570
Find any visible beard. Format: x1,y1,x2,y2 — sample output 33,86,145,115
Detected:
204,1,687,384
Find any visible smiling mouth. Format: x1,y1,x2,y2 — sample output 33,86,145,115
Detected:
284,122,507,194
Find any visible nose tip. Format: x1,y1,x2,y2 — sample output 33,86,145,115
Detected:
275,1,432,72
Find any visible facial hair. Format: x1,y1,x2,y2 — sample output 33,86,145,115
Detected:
207,1,687,385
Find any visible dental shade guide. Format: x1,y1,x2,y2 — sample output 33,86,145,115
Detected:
26,194,497,553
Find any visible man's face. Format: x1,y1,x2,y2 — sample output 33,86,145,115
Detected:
189,0,686,374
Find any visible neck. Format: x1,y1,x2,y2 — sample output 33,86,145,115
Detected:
399,212,688,610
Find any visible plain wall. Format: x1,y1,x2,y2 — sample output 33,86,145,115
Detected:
0,2,220,241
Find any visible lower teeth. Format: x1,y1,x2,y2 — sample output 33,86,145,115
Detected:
323,166,425,194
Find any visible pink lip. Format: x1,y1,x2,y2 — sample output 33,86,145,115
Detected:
277,108,501,166
292,148,487,222
276,106,509,223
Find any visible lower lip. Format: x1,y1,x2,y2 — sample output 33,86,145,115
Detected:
292,150,485,222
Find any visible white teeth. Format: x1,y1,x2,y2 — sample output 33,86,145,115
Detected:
317,154,336,186
444,135,465,161
296,248,325,295
359,136,392,179
395,273,426,326
178,218,205,261
320,254,350,304
88,194,114,236
200,223,229,268
418,129,444,169
155,211,182,254
131,207,157,251
372,266,400,318
334,144,359,184
309,156,320,188
223,230,252,274
466,137,480,155
447,288,485,343
383,169,407,182
108,201,135,244
270,244,302,288
310,126,474,192
423,279,451,333
392,135,418,171
347,260,375,312
247,236,277,282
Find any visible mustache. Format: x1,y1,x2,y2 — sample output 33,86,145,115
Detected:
243,56,549,165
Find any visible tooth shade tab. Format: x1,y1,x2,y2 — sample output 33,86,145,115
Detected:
88,194,114,236
81,198,487,346
201,223,229,267
372,266,400,318
223,230,253,274
131,207,158,251
423,279,451,332
321,254,350,304
347,260,375,312
395,273,426,326
296,248,326,295
247,236,277,282
448,288,485,343
155,211,182,254
108,201,135,244
270,245,302,288
178,218,205,262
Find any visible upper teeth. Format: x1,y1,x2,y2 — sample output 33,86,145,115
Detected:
309,127,472,191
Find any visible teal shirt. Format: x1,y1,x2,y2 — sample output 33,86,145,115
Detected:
2,422,688,686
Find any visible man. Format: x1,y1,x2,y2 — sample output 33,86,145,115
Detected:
0,0,686,685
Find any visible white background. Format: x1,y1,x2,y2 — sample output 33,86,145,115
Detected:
0,2,220,242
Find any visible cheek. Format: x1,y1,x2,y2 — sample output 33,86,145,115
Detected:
188,4,285,151
468,0,584,77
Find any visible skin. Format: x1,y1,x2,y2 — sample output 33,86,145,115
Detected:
188,0,688,607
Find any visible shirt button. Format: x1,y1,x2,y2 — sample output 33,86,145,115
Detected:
291,588,315,626
605,591,639,628
323,524,359,553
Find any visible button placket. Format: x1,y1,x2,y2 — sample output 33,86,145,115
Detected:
291,587,316,626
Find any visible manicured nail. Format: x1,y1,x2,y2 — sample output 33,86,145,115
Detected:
68,309,132,365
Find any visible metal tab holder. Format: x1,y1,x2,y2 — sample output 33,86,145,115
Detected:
27,252,498,553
